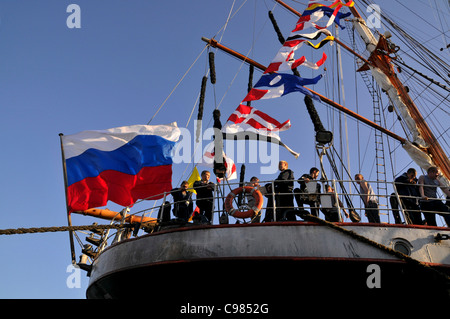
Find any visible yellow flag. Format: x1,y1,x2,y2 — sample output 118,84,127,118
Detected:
187,167,201,194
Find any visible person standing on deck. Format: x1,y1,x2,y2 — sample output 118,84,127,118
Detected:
170,181,193,222
274,161,295,221
393,168,422,225
355,174,380,223
294,167,321,217
246,176,264,223
262,183,275,222
193,170,215,223
321,184,349,222
418,166,450,227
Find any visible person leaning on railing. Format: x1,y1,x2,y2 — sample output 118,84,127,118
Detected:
294,167,321,218
393,168,422,225
355,174,380,223
262,183,275,222
418,166,450,227
321,184,349,222
245,176,263,223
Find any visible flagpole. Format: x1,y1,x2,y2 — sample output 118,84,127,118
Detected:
59,133,76,264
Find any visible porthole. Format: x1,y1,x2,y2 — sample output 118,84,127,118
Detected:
392,239,412,256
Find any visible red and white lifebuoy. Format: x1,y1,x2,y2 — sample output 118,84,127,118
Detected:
224,186,263,219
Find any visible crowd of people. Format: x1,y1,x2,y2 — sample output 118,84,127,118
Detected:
167,162,450,228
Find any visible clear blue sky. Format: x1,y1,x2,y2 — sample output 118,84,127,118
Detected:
0,0,447,298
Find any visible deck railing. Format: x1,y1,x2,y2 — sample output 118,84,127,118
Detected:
114,178,449,228
80,178,449,264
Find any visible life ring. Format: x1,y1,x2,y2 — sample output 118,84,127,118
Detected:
224,186,264,219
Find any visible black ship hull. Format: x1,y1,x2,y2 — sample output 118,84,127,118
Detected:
86,222,450,310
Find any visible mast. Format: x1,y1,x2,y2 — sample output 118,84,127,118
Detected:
273,0,450,182
347,4,450,181
205,0,450,182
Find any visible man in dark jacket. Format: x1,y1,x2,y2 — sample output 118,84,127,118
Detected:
294,167,321,217
321,184,349,222
394,168,422,225
171,181,193,222
274,161,295,221
193,170,215,223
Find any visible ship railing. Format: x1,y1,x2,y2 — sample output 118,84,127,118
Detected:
101,178,449,250
122,179,448,225
75,179,449,273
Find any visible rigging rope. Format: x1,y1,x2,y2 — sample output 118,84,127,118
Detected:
147,45,208,125
268,11,285,44
358,0,450,86
392,59,450,92
5,216,449,295
300,212,450,283
0,224,127,236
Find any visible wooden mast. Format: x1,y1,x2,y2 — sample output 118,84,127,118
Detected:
274,0,450,180
348,7,450,181
205,0,450,180
352,1,450,180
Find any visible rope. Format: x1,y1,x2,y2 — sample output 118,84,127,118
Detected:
0,224,128,236
147,45,208,125
300,212,450,282
4,217,448,284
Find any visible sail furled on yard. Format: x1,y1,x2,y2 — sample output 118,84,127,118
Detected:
349,2,450,183
61,123,181,212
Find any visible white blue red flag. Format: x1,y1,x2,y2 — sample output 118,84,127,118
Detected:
265,0,353,77
220,1,354,159
300,4,351,29
226,104,291,132
62,123,181,212
243,73,322,102
222,104,300,158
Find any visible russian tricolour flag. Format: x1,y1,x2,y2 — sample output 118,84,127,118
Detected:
62,123,181,212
